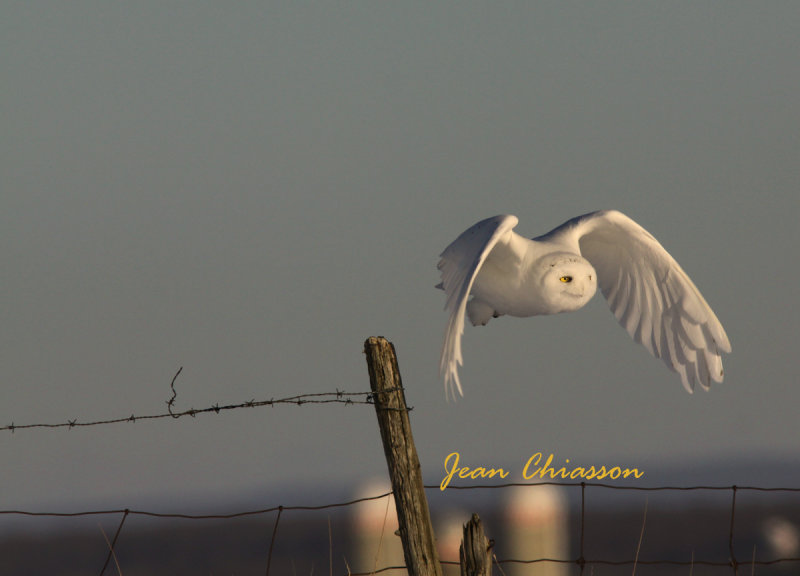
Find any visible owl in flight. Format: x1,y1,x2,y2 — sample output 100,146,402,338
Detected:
437,210,731,399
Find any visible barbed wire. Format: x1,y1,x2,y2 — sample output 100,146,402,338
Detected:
2,365,415,434
1,363,389,433
1,390,376,433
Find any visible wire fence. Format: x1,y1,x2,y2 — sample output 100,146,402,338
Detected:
0,490,395,576
440,482,800,574
2,481,800,575
2,366,798,574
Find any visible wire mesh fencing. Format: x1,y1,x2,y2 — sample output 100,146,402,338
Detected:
2,481,800,575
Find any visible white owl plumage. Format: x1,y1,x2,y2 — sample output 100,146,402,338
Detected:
437,210,731,399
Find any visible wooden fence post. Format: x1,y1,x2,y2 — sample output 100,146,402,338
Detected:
364,337,443,576
459,514,491,576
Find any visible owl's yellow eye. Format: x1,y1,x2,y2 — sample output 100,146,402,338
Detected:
560,276,573,283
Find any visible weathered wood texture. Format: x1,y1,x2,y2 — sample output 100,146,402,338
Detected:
364,336,442,576
460,514,492,576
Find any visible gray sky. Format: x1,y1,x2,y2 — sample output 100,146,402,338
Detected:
2,2,798,511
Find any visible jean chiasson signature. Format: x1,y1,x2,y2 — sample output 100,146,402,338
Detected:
440,451,644,491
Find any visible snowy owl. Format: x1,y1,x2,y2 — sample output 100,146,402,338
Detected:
437,210,731,399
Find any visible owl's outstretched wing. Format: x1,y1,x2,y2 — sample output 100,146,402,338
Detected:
544,210,731,392
437,215,521,400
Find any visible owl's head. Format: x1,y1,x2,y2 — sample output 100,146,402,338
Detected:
538,253,597,313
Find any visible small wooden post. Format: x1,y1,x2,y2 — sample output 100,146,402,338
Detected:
364,337,443,576
460,514,491,576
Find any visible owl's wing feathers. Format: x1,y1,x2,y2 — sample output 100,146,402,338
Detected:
546,210,731,392
437,215,522,399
